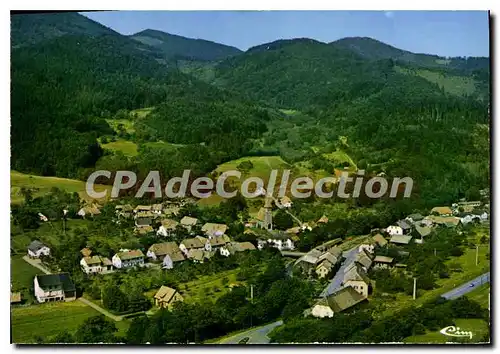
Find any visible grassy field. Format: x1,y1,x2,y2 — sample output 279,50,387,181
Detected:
172,269,241,304
11,170,111,204
322,150,357,169
101,139,139,157
11,301,101,343
395,66,477,97
466,283,490,309
105,118,136,134
11,256,41,292
130,107,154,119
404,318,489,344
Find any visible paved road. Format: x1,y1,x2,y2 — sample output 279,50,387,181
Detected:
441,272,490,300
219,320,283,344
22,255,124,321
320,246,359,297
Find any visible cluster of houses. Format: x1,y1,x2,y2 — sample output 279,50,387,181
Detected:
294,241,343,279
382,200,489,246
304,198,490,319
307,245,376,318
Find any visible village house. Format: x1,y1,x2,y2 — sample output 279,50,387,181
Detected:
385,225,403,236
80,255,114,274
420,217,434,227
396,219,412,234
146,242,185,269
371,234,388,248
373,255,395,269
27,240,50,258
115,204,133,218
134,225,154,235
179,236,207,255
112,249,145,269
77,204,101,219
406,213,424,224
317,215,329,224
152,203,163,215
204,234,231,252
295,247,342,277
187,248,214,263
415,224,432,239
34,273,76,303
154,286,184,309
389,234,413,245
430,206,453,216
180,216,198,232
279,196,293,208
310,286,367,318
427,215,461,228
257,232,295,251
201,223,228,237
354,248,374,271
457,201,481,208
80,247,92,257
294,249,323,274
343,263,371,297
157,218,179,237
220,242,257,256
134,211,155,228
11,292,22,305
316,259,333,278
134,205,152,214
163,205,180,217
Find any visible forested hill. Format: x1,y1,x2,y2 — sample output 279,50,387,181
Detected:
130,29,243,61
10,13,257,178
331,37,490,72
11,12,115,47
213,37,489,107
213,38,446,108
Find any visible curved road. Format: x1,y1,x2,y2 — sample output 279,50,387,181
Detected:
219,320,283,344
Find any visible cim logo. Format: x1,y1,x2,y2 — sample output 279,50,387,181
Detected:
439,326,473,339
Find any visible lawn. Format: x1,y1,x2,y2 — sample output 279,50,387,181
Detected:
101,139,139,157
175,269,241,304
11,256,41,292
11,301,101,343
466,283,490,309
404,318,489,344
11,170,111,204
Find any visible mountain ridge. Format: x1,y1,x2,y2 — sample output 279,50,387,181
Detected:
130,29,243,61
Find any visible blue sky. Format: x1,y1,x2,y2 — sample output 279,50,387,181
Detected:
82,11,490,57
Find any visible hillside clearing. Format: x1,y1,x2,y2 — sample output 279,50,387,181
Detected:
101,139,139,157
395,66,477,97
10,171,111,204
